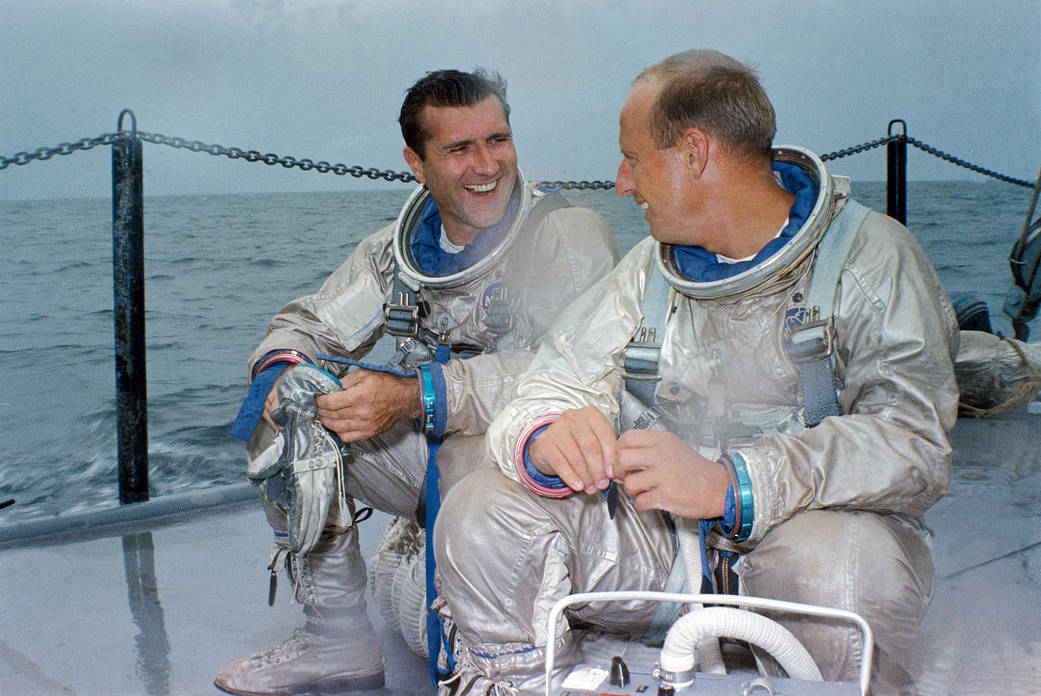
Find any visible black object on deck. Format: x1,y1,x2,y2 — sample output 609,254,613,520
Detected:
112,109,149,504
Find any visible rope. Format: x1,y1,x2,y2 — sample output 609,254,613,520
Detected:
2,128,1035,189
958,336,1041,418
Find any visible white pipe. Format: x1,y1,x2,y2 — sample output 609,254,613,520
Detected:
659,606,822,685
543,591,872,696
674,518,725,674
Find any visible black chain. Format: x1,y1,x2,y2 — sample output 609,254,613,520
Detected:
0,133,123,169
905,136,1032,187
819,135,898,162
3,129,1033,188
136,131,418,183
819,135,1033,188
538,180,615,191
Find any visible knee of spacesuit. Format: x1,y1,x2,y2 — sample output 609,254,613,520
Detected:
435,433,494,496
434,469,529,629
739,510,932,692
434,469,581,689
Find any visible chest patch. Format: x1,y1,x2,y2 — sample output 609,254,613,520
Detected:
478,281,512,334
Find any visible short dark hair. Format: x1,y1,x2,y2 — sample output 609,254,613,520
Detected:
636,49,775,159
399,68,510,159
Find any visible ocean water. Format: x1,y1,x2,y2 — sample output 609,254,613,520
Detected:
0,180,1034,524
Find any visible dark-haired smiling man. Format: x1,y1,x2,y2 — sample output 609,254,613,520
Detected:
217,67,617,696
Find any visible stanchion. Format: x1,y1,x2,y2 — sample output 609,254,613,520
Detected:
112,109,149,504
887,119,907,225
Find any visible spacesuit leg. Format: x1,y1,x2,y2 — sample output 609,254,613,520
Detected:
433,468,674,695
215,418,429,694
739,509,933,696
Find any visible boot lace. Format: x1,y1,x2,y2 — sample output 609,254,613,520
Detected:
247,628,312,668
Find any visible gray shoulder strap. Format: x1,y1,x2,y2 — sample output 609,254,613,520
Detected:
805,199,870,322
622,199,871,427
788,198,871,426
623,263,672,408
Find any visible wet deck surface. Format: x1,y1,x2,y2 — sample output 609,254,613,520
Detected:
2,411,1039,696
0,504,430,696
911,412,1041,695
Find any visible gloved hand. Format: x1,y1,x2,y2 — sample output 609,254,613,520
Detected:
250,364,345,554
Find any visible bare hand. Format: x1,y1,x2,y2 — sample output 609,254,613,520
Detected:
315,369,421,443
528,405,617,495
615,429,730,519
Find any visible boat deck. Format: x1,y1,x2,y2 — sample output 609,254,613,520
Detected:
1,410,1039,696
0,501,429,696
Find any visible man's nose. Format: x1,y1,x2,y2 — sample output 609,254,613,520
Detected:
472,144,497,175
615,159,633,197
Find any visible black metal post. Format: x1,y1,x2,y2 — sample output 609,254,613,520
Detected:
112,110,149,504
887,119,907,225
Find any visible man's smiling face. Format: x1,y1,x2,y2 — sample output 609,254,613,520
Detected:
404,95,518,246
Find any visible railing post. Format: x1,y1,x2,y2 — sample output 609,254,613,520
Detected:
887,119,907,225
112,110,149,504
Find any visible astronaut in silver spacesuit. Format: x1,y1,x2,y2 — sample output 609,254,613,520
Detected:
435,50,957,696
215,68,617,696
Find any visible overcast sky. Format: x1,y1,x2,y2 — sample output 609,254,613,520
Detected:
2,0,1039,200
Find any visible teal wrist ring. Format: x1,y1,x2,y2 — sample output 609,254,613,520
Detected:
724,451,754,543
418,364,436,434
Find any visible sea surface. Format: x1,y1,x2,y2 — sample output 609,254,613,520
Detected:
0,180,1035,524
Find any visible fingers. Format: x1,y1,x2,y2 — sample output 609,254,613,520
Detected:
314,370,418,442
530,406,617,494
614,464,659,511
614,430,732,518
314,387,368,441
529,431,587,493
614,428,677,511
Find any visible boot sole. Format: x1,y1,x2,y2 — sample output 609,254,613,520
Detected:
214,670,385,696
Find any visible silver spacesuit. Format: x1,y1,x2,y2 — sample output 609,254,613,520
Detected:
435,148,959,695
218,171,617,694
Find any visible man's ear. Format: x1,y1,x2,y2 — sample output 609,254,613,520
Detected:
682,127,709,178
403,146,425,184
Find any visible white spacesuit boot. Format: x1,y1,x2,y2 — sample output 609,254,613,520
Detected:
214,523,384,695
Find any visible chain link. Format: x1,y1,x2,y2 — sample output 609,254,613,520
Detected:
819,134,1033,187
905,136,1032,187
537,180,615,191
3,129,1033,188
819,135,899,162
0,133,122,170
135,131,418,183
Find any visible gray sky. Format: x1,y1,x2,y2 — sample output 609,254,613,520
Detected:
2,0,1039,200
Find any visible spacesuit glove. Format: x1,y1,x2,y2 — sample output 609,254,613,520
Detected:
269,364,345,554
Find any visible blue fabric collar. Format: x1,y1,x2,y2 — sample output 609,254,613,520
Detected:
410,184,521,275
670,161,818,282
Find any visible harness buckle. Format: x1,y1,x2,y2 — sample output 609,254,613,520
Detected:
436,315,452,345
622,324,662,381
383,289,420,337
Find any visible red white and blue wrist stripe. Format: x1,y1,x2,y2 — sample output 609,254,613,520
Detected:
250,349,314,380
514,414,572,498
231,349,315,442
